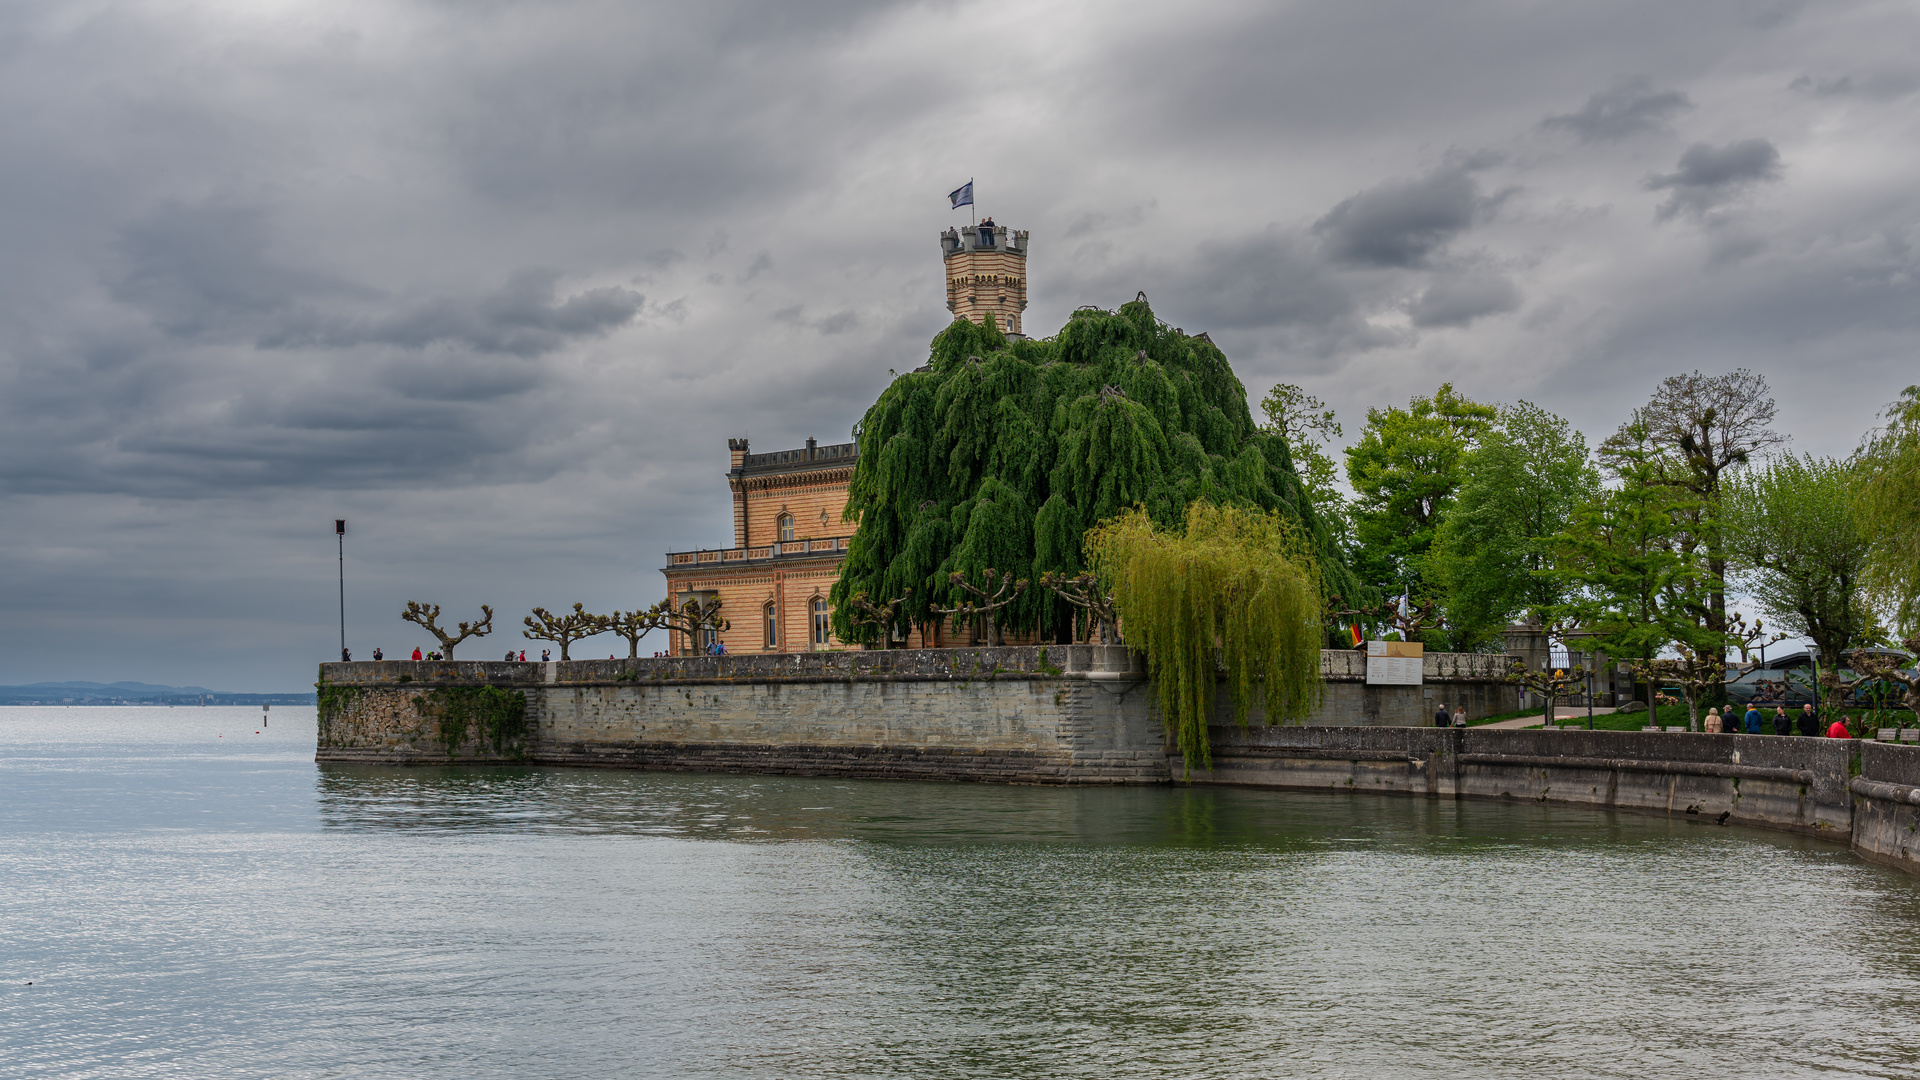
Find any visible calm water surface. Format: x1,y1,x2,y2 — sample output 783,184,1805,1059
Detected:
3,705,1918,1078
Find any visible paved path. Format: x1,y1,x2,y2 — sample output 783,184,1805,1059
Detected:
1480,707,1621,730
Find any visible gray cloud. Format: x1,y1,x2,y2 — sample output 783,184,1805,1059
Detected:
0,0,1913,689
1410,272,1522,328
265,271,644,358
1313,165,1490,268
1542,80,1693,141
1646,139,1783,220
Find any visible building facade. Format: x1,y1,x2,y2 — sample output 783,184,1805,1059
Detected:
659,224,1030,654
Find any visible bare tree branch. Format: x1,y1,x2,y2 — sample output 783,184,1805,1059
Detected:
401,601,494,659
521,603,603,661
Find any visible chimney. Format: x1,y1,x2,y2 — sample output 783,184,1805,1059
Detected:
805,436,817,461
727,437,750,471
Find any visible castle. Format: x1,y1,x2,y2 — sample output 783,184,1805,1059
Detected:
659,220,1029,654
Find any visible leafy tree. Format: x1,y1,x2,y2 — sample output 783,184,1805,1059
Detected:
1615,368,1784,663
1343,383,1496,613
522,604,603,661
1259,383,1348,543
1086,502,1323,773
1722,454,1874,662
1857,386,1920,633
1426,402,1600,649
830,299,1354,643
400,601,493,659
1551,421,1724,728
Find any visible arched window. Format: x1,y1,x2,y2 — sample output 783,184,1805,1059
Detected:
812,598,831,646
779,514,794,543
763,601,778,649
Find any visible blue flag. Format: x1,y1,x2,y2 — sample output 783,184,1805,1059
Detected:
948,180,973,209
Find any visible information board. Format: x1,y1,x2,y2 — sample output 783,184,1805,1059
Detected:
1365,640,1424,686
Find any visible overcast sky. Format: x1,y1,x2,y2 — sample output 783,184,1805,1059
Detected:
2,0,1916,690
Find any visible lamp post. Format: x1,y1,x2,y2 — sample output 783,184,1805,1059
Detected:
335,519,347,662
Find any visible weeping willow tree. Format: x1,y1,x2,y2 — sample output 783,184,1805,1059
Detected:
830,296,1358,644
1087,503,1324,772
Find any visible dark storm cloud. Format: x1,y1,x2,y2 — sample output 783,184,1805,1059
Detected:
1541,80,1693,141
1646,139,1783,220
1312,164,1493,268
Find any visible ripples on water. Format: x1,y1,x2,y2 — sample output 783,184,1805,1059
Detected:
3,705,1918,1078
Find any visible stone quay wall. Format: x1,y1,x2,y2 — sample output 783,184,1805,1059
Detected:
316,646,1920,872
315,645,1515,782
317,646,1167,784
1192,723,1920,871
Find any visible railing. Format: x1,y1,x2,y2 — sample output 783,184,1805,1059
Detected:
741,443,857,469
667,537,852,566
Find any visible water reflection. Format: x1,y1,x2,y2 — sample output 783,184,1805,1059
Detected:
8,708,1920,1079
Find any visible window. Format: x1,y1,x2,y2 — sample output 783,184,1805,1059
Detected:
812,598,831,646
764,602,778,649
779,514,794,543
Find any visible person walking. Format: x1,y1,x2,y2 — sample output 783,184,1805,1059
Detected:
1453,705,1467,728
1704,707,1723,734
1744,704,1763,734
1827,716,1852,739
1773,707,1791,736
1435,703,1450,727
1797,703,1820,737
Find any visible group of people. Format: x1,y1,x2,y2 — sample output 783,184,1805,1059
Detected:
1433,705,1468,727
1703,702,1851,739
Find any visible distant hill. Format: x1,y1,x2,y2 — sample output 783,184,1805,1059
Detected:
0,681,314,706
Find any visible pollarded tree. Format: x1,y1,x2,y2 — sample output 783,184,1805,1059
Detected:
401,601,494,659
931,571,1025,647
603,608,667,659
829,298,1356,644
522,604,603,661
1087,502,1323,773
1039,572,1121,645
844,589,912,649
659,595,728,655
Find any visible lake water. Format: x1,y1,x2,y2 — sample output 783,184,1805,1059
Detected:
3,705,1919,1078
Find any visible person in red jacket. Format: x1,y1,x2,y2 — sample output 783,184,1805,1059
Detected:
1827,718,1851,739
411,647,423,661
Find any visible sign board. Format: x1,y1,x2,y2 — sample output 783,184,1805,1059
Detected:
1365,640,1424,686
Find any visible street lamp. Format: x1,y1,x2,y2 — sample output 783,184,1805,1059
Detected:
336,519,348,662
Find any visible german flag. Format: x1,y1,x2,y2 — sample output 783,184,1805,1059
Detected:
1349,622,1364,648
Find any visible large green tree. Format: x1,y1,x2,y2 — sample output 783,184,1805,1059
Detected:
1615,369,1784,666
1343,382,1495,621
1723,453,1876,661
1259,382,1349,547
1858,385,1920,633
1426,401,1600,650
830,300,1355,643
1551,421,1723,728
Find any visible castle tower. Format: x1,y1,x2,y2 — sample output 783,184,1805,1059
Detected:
941,221,1029,335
